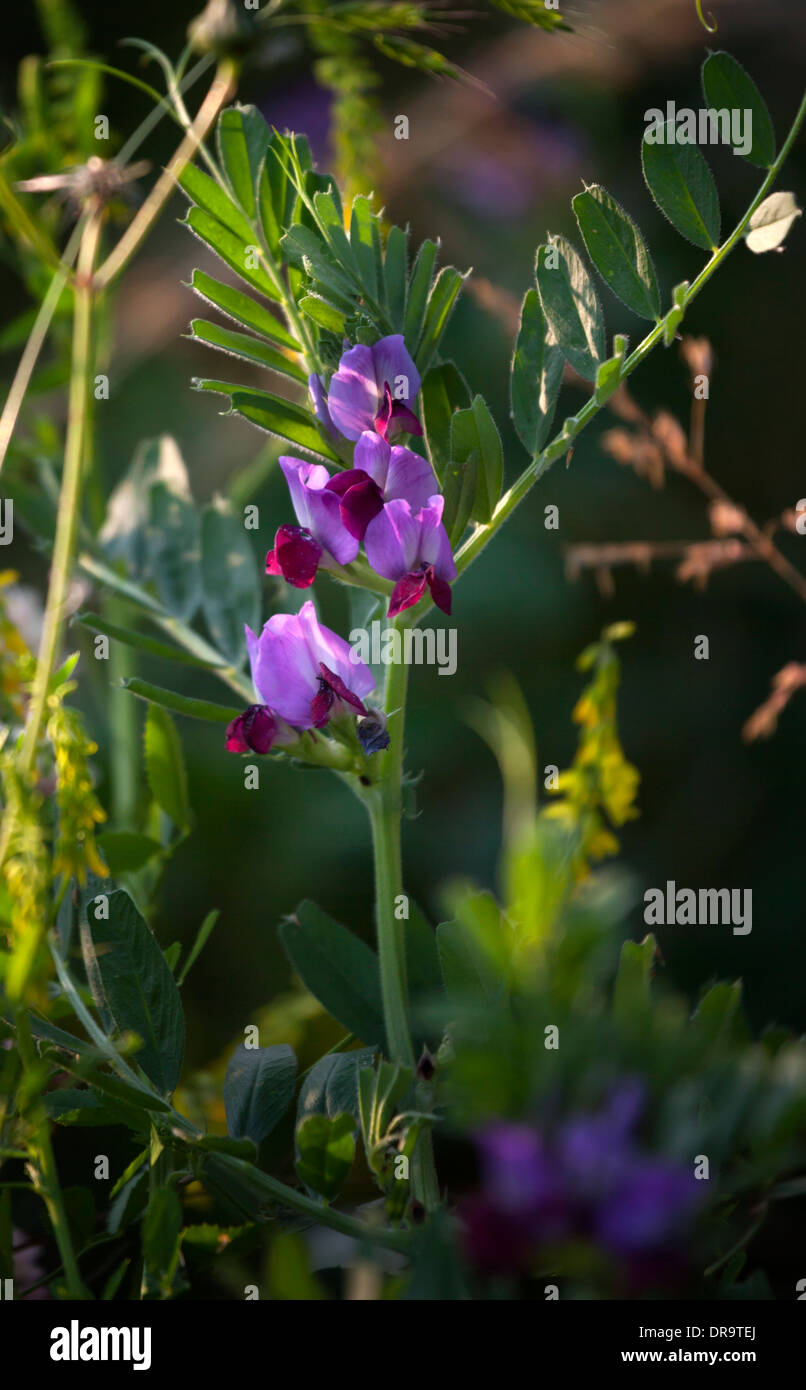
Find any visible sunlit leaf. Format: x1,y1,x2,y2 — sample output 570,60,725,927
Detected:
536,235,605,381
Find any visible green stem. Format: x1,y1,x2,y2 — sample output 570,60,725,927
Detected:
16,1012,88,1298
410,87,806,623
17,209,103,771
202,1152,411,1254
362,620,441,1209
365,784,412,1070
0,219,84,474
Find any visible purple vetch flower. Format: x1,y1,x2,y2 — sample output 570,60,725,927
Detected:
244,600,374,731
364,495,456,617
265,458,359,588
327,335,422,442
325,430,438,541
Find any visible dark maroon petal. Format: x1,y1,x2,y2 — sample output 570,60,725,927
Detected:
388,400,423,438
425,564,452,615
319,663,368,717
242,705,278,754
324,466,384,540
225,713,250,753
339,477,384,540
266,524,322,588
227,706,278,754
388,570,429,617
324,467,371,498
310,679,335,728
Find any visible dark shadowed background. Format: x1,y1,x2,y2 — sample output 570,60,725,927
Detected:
2,0,804,1076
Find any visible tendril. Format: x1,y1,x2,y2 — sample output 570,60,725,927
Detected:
695,0,718,33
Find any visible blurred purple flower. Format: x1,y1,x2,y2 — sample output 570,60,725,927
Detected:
327,335,422,442
462,1083,700,1277
364,495,456,617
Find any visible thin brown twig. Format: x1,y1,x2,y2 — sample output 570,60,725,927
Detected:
94,59,237,291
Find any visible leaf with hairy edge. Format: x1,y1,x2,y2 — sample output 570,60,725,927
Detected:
416,266,464,374
421,361,470,482
258,131,311,257
450,395,503,525
144,704,191,829
404,239,438,351
701,52,775,169
279,900,386,1051
572,185,661,321
299,294,347,335
188,319,306,383
510,289,564,456
183,206,280,302
442,451,477,548
224,1044,297,1143
217,105,270,220
350,195,381,299
178,162,255,243
536,235,605,381
641,126,720,251
295,1113,355,1202
223,386,340,462
384,225,409,330
83,889,185,1095
200,496,260,664
188,270,298,348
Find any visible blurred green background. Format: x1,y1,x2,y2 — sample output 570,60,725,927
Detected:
2,0,804,1071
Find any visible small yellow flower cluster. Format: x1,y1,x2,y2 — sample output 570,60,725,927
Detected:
0,571,34,719
46,694,108,883
543,623,640,875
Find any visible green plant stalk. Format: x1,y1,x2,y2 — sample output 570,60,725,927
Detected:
200,1151,412,1254
361,618,441,1210
15,1010,88,1298
18,209,103,772
0,218,84,474
411,87,806,623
